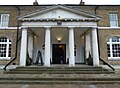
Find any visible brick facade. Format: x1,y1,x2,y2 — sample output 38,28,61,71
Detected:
0,5,120,65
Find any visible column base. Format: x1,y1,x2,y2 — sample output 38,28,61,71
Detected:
69,64,75,67
44,64,50,67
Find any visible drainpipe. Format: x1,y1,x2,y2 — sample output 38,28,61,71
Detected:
15,5,21,63
3,6,21,71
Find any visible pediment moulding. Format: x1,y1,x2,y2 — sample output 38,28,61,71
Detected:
18,5,101,22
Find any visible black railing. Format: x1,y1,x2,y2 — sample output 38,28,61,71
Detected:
3,36,21,71
100,58,115,71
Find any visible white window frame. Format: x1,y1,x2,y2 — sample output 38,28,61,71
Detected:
0,38,12,60
0,14,9,28
107,37,120,60
109,12,119,27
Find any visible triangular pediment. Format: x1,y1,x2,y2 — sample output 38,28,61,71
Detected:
18,5,100,21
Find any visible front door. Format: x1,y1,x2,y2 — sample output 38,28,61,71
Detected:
52,44,66,64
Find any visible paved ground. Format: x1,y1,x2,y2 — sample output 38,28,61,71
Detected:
0,84,120,88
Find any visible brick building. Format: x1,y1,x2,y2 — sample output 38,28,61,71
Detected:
0,3,120,68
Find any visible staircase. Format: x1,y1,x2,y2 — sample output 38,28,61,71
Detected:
1,65,119,84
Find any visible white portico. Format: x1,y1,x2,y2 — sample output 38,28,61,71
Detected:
18,5,100,67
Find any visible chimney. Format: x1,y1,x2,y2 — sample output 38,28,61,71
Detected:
33,0,39,5
80,0,85,5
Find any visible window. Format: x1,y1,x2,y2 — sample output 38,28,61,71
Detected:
0,14,9,27
0,37,12,60
109,12,118,27
107,36,120,60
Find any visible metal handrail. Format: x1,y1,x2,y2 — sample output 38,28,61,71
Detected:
100,58,115,71
3,36,21,71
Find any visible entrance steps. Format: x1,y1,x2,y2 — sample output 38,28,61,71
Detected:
1,65,119,84
4,66,114,74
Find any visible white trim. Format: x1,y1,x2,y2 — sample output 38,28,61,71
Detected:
6,39,9,58
109,38,113,58
98,27,120,29
21,21,97,28
108,57,120,60
0,27,21,30
0,57,11,60
0,42,11,44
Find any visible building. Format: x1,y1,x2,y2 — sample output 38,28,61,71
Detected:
0,2,120,68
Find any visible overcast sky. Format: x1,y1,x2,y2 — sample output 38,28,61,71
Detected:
0,0,120,5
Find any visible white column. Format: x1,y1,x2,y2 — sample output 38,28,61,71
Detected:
85,33,91,59
28,35,33,59
20,28,27,66
92,28,99,66
44,27,51,67
68,27,75,67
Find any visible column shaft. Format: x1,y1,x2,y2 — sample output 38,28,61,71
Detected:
44,27,51,67
20,29,27,66
69,27,75,67
28,35,33,58
85,33,91,59
92,28,99,66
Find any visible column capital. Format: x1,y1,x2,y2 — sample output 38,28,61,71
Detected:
68,26,75,29
44,26,51,29
91,27,98,29
21,26,28,29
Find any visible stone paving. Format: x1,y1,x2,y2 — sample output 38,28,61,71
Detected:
0,84,120,88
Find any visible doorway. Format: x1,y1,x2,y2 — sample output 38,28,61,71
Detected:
52,44,66,64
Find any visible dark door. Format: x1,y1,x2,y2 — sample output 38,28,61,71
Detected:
52,44,66,64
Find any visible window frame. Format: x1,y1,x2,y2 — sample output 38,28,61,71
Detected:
107,37,120,60
0,37,12,60
0,13,10,28
109,12,119,27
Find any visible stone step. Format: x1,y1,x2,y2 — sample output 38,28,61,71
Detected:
16,66,103,70
9,68,108,71
4,66,114,74
0,80,120,84
1,77,120,81
4,70,114,74
2,66,117,84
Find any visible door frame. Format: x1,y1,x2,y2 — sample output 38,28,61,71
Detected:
52,44,66,64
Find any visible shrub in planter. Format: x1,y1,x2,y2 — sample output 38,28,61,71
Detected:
86,53,93,66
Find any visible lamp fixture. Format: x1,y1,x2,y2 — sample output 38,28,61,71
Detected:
57,37,62,43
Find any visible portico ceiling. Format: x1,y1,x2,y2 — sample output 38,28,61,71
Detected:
29,27,88,38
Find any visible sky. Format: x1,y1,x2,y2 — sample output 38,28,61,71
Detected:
0,0,120,5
